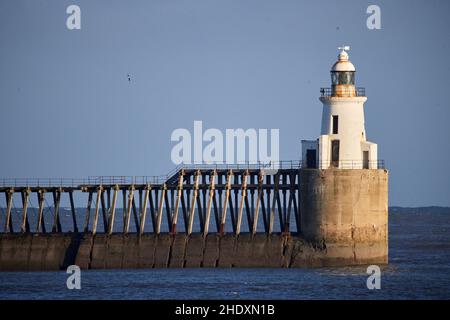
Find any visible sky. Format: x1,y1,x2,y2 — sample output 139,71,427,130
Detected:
0,0,449,206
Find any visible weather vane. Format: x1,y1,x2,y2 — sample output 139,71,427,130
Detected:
338,45,350,52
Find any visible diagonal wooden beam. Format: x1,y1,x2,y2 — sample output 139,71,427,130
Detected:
36,190,46,233
252,170,264,235
139,184,150,235
107,185,119,235
187,170,200,235
236,170,249,235
164,189,172,231
132,197,139,232
4,189,14,233
100,189,108,232
170,170,185,234
83,191,93,233
51,190,62,233
21,189,30,233
219,170,233,235
261,191,268,233
269,174,281,234
156,184,166,234
124,185,135,234
203,170,216,237
92,186,103,235
69,191,78,232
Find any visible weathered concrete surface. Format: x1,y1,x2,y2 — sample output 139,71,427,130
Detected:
0,232,387,271
299,169,389,265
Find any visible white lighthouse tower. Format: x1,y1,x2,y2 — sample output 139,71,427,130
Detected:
302,46,378,169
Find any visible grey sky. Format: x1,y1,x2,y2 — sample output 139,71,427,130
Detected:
0,0,449,206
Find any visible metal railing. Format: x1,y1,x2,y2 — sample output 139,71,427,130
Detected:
320,87,366,97
0,178,89,188
171,160,302,171
0,161,302,188
0,160,385,188
302,160,385,169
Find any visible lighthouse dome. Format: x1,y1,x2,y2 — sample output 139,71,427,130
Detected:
331,60,355,72
331,47,356,72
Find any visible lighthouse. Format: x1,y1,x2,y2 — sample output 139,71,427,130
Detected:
302,46,378,169
299,46,388,265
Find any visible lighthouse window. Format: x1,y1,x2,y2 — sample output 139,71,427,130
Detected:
332,115,339,134
331,71,355,85
331,72,339,85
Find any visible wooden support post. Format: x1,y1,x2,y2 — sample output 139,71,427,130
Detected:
252,170,264,235
276,183,284,232
269,174,280,234
149,188,157,233
186,175,191,215
249,174,255,229
203,170,216,237
285,191,293,234
84,191,93,233
131,197,139,232
216,173,223,233
139,185,150,235
181,191,188,233
21,189,30,233
236,170,249,236
124,186,134,234
249,192,255,229
266,175,271,234
4,189,14,233
234,174,239,230
164,189,172,230
220,170,232,235
92,186,103,235
229,194,236,233
106,188,111,211
51,189,62,233
244,194,251,232
171,170,184,234
202,173,207,231
122,189,127,230
285,172,297,234
107,185,119,235
282,174,287,232
36,190,46,233
212,191,220,233
69,191,78,232
290,172,300,234
196,191,204,232
261,192,268,233
100,190,108,232
139,189,143,216
294,187,300,234
187,171,200,235
156,184,166,234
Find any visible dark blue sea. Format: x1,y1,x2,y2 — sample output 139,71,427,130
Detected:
0,211,449,299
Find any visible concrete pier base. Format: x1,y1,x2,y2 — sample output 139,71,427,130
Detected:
0,232,387,271
299,168,389,265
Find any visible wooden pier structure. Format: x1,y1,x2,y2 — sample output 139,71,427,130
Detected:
0,161,301,236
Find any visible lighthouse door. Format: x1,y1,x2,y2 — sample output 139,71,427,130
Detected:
363,151,369,169
306,149,316,168
331,140,340,167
